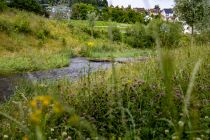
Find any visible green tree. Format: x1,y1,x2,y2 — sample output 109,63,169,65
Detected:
174,0,207,35
87,12,97,37
71,3,97,20
0,0,6,12
69,0,108,7
9,0,44,14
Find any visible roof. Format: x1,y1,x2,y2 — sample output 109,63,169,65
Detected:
162,8,173,14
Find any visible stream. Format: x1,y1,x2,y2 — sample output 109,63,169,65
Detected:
0,57,147,101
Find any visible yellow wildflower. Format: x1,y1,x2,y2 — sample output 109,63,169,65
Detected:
30,99,37,108
43,99,50,106
87,41,94,48
30,109,42,124
22,135,29,140
127,80,132,84
36,96,45,101
53,102,63,113
42,96,51,106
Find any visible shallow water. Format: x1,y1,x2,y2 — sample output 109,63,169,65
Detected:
0,57,147,101
0,57,112,101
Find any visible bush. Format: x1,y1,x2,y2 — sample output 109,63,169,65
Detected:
71,3,97,20
194,31,210,45
14,18,31,33
0,0,6,12
125,23,154,48
179,35,191,47
0,18,31,34
36,21,51,40
147,19,182,48
8,0,44,15
109,26,122,42
0,20,12,33
81,26,103,38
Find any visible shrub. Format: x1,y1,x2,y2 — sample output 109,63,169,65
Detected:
147,19,182,48
194,30,210,45
125,23,154,48
36,21,51,41
109,26,122,42
8,0,44,14
0,20,12,33
81,26,102,38
71,3,97,20
179,35,191,47
14,18,31,33
0,0,6,12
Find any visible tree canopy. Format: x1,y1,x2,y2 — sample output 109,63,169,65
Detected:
69,0,108,7
71,3,146,24
174,0,210,34
8,0,44,14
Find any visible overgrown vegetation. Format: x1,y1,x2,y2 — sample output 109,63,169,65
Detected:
0,45,209,139
0,8,152,74
71,3,146,24
0,1,210,139
8,0,46,15
0,0,6,12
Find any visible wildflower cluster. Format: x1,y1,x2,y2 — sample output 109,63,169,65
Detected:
30,95,63,124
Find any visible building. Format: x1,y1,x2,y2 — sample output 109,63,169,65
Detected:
161,8,174,21
47,5,71,19
133,8,146,13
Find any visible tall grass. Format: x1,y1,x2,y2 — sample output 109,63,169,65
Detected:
0,44,209,139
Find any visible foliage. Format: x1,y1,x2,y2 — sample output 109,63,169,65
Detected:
71,3,97,20
125,23,154,48
8,0,44,15
69,0,108,7
14,18,31,33
0,0,6,12
71,3,146,24
87,12,97,37
106,6,145,23
194,30,210,45
174,0,210,34
0,45,209,139
108,25,122,42
147,19,182,48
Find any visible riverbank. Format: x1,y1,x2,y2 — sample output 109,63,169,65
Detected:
0,45,209,139
0,8,154,75
0,57,150,101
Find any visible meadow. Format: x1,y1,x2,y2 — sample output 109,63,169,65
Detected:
0,8,150,75
0,7,210,140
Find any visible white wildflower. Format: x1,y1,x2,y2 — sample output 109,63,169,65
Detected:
178,121,184,127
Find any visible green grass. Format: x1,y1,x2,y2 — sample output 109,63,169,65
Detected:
88,48,156,59
0,9,150,75
0,51,71,74
70,20,130,27
0,45,209,139
0,6,210,140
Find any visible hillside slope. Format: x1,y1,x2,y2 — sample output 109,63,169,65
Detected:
0,8,154,75
0,8,81,75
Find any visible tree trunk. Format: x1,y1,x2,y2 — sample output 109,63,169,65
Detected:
191,24,194,35
190,25,194,48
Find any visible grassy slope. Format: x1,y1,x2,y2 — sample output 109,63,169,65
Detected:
0,9,151,75
0,9,79,75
